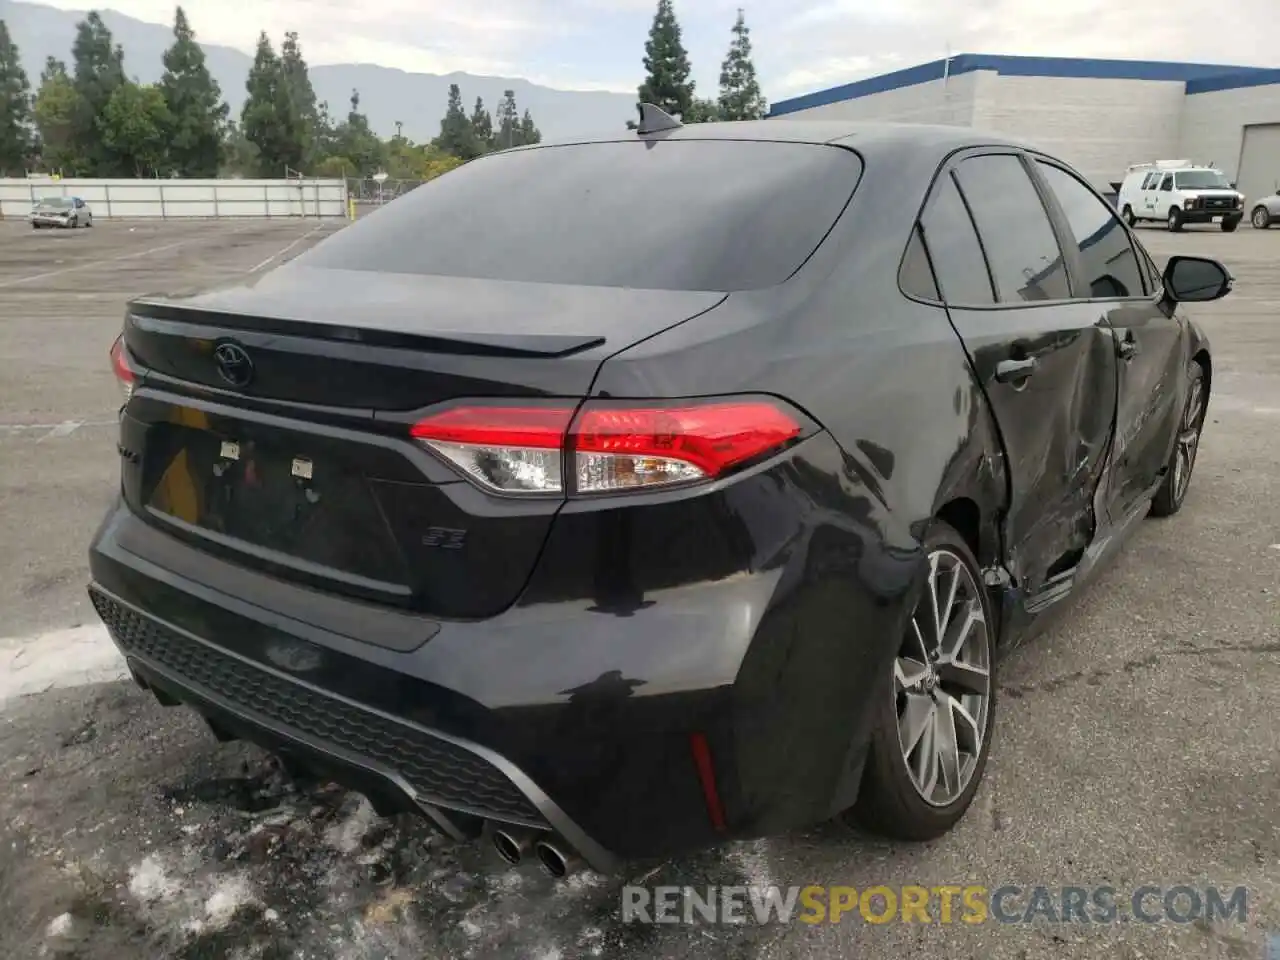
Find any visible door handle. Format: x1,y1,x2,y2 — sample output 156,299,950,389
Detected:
994,357,1039,383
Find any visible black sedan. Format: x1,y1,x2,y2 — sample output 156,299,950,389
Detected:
89,108,1229,877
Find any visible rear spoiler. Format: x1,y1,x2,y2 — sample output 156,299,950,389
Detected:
126,300,606,360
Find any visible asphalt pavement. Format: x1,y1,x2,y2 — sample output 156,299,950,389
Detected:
0,216,1275,959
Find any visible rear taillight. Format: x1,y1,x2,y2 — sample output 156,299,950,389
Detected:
410,397,807,497
109,335,135,401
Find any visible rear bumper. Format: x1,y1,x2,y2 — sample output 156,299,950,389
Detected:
88,431,922,866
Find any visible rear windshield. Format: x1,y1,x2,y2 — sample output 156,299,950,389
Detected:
297,140,863,291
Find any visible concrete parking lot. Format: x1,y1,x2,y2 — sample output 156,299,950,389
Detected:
0,217,1276,959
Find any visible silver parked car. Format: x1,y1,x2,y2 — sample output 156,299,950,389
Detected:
31,195,93,229
1249,188,1280,229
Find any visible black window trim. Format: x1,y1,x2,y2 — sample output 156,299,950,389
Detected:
899,146,1078,312
1025,152,1166,304
899,145,1169,311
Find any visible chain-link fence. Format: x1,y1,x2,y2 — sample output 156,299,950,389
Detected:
346,177,427,208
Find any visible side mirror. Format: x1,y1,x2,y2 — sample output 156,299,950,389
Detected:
1164,255,1233,303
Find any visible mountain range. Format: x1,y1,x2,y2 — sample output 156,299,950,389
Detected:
2,0,639,142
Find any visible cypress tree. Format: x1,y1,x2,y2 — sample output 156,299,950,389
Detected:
0,19,34,173
160,7,228,176
637,0,694,119
717,9,767,121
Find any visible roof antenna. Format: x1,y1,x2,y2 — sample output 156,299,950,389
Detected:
636,102,683,135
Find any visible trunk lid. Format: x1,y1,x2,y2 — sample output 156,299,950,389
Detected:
121,265,726,621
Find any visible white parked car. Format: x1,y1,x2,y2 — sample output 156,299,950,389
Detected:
1116,161,1245,232
30,195,93,229
1248,189,1280,229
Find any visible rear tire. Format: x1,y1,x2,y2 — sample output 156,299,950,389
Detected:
1167,207,1184,232
843,520,996,841
1252,206,1271,229
1150,361,1206,518
1122,204,1137,227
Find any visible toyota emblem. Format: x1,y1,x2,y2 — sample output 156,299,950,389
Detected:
213,342,254,388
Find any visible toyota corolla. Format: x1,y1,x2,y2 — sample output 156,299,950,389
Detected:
88,109,1230,877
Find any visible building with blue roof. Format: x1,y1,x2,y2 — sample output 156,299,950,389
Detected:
769,54,1280,203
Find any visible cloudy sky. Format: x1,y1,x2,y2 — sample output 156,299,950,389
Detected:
28,0,1279,100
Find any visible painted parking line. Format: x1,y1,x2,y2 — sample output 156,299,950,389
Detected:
0,419,118,437
248,222,334,273
0,222,270,289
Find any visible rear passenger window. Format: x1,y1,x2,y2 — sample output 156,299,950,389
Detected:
1035,162,1146,298
900,226,940,300
918,173,995,305
954,154,1070,303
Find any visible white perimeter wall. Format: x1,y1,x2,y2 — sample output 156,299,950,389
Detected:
976,76,1186,191
1179,83,1280,187
0,178,348,220
775,70,990,126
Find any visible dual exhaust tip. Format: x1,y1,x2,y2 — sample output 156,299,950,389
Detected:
492,828,580,878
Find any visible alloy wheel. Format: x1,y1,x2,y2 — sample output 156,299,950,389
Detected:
894,549,991,808
1172,377,1204,505
1253,207,1268,229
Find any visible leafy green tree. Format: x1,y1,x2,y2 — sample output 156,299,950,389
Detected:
517,109,541,146
33,60,83,173
432,83,478,159
241,32,304,175
219,119,258,176
159,7,227,177
335,88,385,176
100,80,169,175
70,12,126,173
280,31,319,163
493,89,518,150
717,9,766,121
683,98,719,123
638,0,693,120
0,19,34,173
41,56,66,84
470,96,493,153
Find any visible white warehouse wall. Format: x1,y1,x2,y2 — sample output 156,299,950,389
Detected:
773,70,989,126
1179,83,1280,180
978,76,1186,191
0,178,348,220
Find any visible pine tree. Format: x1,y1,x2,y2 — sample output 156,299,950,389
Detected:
433,83,478,159
0,19,34,173
241,32,303,176
494,89,518,150
280,31,318,163
70,12,126,174
717,9,766,121
470,96,493,153
160,7,227,177
638,0,693,120
517,109,541,146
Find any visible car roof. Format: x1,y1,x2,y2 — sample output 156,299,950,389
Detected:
523,118,1033,154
